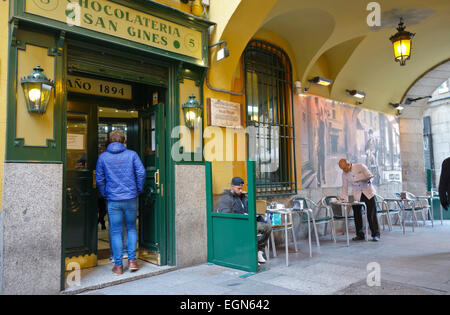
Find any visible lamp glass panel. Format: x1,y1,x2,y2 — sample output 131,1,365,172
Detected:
393,39,411,60
41,83,53,112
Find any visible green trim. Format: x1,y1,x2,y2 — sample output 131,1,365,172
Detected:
6,24,64,163
205,162,213,261
60,39,68,292
166,63,179,266
12,0,214,68
247,159,258,273
174,64,205,165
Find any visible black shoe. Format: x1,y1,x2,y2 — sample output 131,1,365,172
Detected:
352,236,365,241
372,236,380,242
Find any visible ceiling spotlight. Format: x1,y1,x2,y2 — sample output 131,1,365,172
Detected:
308,76,333,87
210,40,230,62
389,102,404,111
346,89,366,99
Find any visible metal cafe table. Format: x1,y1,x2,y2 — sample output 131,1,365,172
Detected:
266,206,298,267
332,201,369,246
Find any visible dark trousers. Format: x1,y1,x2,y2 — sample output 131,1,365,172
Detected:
352,194,380,238
257,222,272,251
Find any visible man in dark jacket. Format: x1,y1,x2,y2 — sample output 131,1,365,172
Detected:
439,157,450,211
217,177,272,264
96,130,146,275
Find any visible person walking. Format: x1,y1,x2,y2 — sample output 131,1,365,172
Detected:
96,130,146,275
439,157,450,211
338,158,380,242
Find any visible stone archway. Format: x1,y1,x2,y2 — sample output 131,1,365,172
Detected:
399,60,450,194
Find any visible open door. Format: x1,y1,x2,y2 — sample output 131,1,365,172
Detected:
65,100,99,268
206,160,258,273
139,103,166,265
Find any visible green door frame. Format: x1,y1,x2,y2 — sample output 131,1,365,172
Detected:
60,49,182,291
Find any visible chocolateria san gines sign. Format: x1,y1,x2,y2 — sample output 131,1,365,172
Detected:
25,0,203,61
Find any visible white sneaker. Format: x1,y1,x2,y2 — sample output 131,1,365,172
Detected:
258,251,266,264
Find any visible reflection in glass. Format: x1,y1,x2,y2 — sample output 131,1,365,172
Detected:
67,113,88,170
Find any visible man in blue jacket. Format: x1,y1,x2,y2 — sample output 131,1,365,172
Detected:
96,130,146,275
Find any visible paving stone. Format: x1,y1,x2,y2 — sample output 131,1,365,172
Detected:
81,222,450,295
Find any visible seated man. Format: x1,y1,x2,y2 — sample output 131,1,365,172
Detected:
217,177,272,264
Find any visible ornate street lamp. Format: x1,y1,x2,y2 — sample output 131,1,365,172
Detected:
182,94,202,129
20,65,55,114
389,18,415,66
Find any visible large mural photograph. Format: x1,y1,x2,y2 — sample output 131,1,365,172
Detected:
297,95,402,189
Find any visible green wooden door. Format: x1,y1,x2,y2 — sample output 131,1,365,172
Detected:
139,103,167,265
206,161,258,273
65,100,98,266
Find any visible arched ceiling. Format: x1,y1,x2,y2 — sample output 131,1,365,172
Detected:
400,59,450,118
216,0,450,115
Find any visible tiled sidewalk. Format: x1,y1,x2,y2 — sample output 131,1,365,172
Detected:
80,221,450,295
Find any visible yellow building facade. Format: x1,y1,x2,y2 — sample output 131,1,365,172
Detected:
1,0,449,294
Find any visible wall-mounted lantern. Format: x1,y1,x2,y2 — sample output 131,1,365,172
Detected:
389,18,415,66
182,94,202,129
20,65,55,114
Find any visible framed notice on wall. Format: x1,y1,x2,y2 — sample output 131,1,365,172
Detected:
67,133,84,150
207,98,243,129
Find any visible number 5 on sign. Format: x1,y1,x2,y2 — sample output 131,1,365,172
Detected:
66,2,81,27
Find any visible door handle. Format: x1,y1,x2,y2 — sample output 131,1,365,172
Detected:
93,170,96,189
154,169,160,187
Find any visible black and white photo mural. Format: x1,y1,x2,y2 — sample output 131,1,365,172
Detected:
296,95,402,189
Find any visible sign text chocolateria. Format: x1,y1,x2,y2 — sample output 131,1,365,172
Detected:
26,0,203,61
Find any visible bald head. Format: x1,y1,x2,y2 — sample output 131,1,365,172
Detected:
339,158,352,172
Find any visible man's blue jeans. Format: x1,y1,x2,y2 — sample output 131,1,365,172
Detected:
107,198,138,266
107,213,127,260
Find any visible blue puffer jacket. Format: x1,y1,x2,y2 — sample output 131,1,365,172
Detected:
96,142,146,201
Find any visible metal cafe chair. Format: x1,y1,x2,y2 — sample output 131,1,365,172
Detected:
404,192,434,227
292,197,336,249
374,194,401,231
321,195,349,228
394,192,431,228
320,195,371,238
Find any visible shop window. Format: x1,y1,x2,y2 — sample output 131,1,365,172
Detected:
243,40,297,198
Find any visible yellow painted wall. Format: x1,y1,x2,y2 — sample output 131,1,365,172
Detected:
0,0,9,210
204,25,304,193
